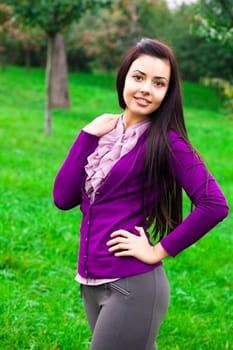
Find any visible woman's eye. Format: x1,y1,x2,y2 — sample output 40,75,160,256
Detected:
154,81,165,87
133,75,142,81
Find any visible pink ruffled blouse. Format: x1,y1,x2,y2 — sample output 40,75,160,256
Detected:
84,115,150,203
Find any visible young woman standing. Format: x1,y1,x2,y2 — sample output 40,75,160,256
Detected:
53,38,229,350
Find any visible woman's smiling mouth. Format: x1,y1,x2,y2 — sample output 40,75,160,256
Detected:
134,96,151,106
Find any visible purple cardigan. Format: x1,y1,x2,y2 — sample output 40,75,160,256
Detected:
53,129,229,279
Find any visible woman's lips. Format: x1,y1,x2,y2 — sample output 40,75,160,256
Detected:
134,96,151,106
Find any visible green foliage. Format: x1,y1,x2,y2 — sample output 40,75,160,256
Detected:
0,66,232,349
202,77,233,119
0,3,13,24
66,0,172,72
6,0,114,35
136,0,171,41
0,3,45,72
66,0,141,72
194,0,233,48
66,1,233,82
2,0,233,83
168,3,233,82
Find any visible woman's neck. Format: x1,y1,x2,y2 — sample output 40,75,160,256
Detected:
122,112,148,130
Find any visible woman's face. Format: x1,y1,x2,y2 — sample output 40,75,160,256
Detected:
123,54,170,121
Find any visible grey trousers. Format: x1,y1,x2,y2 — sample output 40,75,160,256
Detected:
81,266,170,350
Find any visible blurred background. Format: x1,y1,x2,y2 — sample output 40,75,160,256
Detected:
1,0,232,133
1,0,232,80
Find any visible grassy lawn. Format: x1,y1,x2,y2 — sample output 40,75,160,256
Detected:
0,66,232,350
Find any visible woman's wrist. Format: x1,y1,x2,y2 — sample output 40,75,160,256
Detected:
152,243,169,263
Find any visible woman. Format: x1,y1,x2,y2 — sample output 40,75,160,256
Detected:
53,38,228,350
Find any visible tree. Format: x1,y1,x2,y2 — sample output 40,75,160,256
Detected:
16,27,45,73
135,0,171,42
67,0,141,72
0,3,14,71
155,2,233,82
195,0,233,48
194,0,233,118
66,0,171,72
6,0,114,134
0,4,43,72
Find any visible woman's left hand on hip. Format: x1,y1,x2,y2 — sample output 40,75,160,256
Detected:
106,226,163,264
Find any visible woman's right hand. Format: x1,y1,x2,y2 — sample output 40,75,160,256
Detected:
83,114,121,137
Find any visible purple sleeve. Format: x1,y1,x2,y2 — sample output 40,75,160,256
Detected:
160,130,229,257
53,130,99,210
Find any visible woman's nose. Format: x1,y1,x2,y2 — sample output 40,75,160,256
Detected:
140,80,151,94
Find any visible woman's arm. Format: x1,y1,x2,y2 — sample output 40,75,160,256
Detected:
159,130,229,257
107,130,229,263
53,114,120,210
53,130,99,210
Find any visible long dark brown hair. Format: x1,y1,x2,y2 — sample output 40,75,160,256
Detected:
116,38,194,240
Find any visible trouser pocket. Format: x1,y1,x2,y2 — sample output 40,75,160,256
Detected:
108,280,130,296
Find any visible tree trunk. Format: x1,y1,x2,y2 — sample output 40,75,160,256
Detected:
25,49,31,74
51,33,70,109
45,34,54,135
45,33,70,135
1,61,6,72
0,47,7,72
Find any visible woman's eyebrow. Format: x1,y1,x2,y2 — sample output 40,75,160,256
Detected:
133,70,168,82
133,69,146,76
155,76,169,82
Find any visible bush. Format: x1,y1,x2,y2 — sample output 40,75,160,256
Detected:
202,78,233,119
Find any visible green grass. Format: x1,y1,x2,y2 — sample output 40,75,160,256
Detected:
0,65,232,350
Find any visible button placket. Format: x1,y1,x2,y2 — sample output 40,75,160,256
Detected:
83,205,92,278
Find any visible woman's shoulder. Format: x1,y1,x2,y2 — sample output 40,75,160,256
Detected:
97,113,122,120
168,128,185,144
168,128,183,140
168,129,193,153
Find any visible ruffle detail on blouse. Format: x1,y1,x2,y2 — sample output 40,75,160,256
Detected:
84,116,149,201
